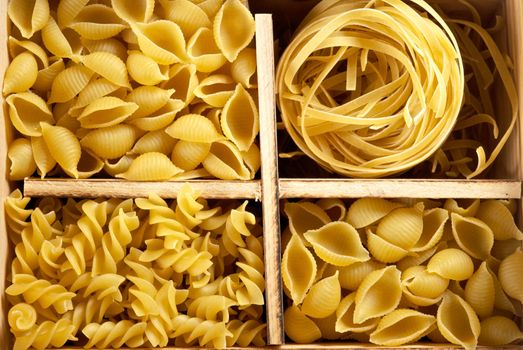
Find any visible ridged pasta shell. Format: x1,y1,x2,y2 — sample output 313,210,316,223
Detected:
304,221,369,266
301,271,340,318
402,265,449,299
104,154,136,177
80,52,130,88
41,16,73,59
77,97,138,129
437,291,480,350
3,52,38,95
498,248,523,303
80,124,139,159
444,198,480,217
128,100,184,131
127,86,175,120
354,266,402,323
367,228,409,263
370,309,436,346
346,198,403,229
130,130,175,155
8,0,49,39
112,0,155,23
166,114,224,143
411,208,448,252
132,20,187,65
161,64,198,105
240,143,261,177
197,0,223,18
57,0,89,27
427,248,474,281
397,242,445,271
68,4,126,40
77,150,104,178
171,141,211,171
476,200,523,240
72,78,121,114
451,213,494,260
479,316,523,345
8,138,37,180
316,198,346,222
31,136,56,178
187,27,226,73
116,152,182,180
202,140,251,180
313,313,343,340
335,292,379,333
282,234,317,305
161,0,212,38
376,203,424,250
41,123,81,178
213,0,255,62
221,84,259,152
33,59,65,93
492,272,517,315
284,305,321,344
194,74,236,107
7,92,54,137
82,38,128,62
336,260,385,291
464,262,495,318
284,201,330,245
232,48,257,88
48,64,94,104
127,51,169,86
402,287,442,307
8,37,48,69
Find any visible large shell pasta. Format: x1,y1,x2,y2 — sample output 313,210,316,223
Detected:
77,97,138,128
476,200,523,240
162,0,212,38
116,152,182,180
3,52,38,95
111,0,155,23
376,204,424,250
7,92,54,137
166,114,224,143
427,248,474,281
132,20,187,65
131,130,176,156
346,198,403,229
479,316,523,346
8,138,37,180
411,208,448,252
187,27,226,73
369,309,436,346
31,136,57,178
194,74,236,107
171,141,211,171
33,59,66,94
498,248,523,303
335,292,379,333
68,4,126,40
451,213,494,260
8,0,49,39
366,228,409,264
80,52,130,89
48,64,94,104
231,48,257,88
464,262,495,318
282,234,317,305
202,141,252,180
301,272,340,318
284,201,330,244
284,305,321,344
127,52,169,86
41,123,81,178
80,124,139,159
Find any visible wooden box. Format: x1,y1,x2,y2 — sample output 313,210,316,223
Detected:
1,0,523,349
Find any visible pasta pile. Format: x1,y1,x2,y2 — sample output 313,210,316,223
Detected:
5,0,260,181
281,197,523,348
5,185,266,349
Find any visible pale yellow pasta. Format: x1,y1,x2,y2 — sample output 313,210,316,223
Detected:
316,199,346,222
411,208,448,252
161,63,199,105
498,248,523,303
8,138,37,180
464,262,495,319
131,130,176,155
132,20,187,65
240,143,261,177
82,38,128,62
346,198,403,229
354,266,402,324
171,141,211,171
197,0,224,18
127,51,169,86
476,199,523,240
427,248,474,281
128,99,185,131
3,52,38,95
376,204,424,250
112,0,155,23
116,152,183,180
444,199,480,217
77,96,138,128
311,313,341,340
213,0,255,62
335,292,378,333
479,316,523,346
492,239,521,260
301,272,340,318
71,78,121,115
76,151,105,179
284,201,330,245
83,320,146,348
166,114,224,143
281,234,317,305
187,27,227,73
31,136,56,178
7,92,54,137
451,213,494,260
194,74,236,107
80,124,139,159
41,123,81,178
57,0,89,27
8,0,49,39
401,265,448,306
231,48,256,88
221,83,259,151
33,59,65,94
80,52,130,88
68,4,126,40
41,16,74,59
126,86,175,120
370,309,436,346
8,37,48,69
284,305,321,343
437,291,480,350
366,228,409,264
48,64,94,104
104,154,136,177
162,0,212,38
202,140,251,180
330,260,384,291
397,242,446,271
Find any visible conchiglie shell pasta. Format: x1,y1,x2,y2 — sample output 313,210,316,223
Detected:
240,143,261,177
337,260,385,291
282,234,317,305
427,248,474,281
165,114,224,143
127,51,169,86
354,266,402,324
7,92,54,137
370,309,436,346
367,228,409,263
464,262,495,319
376,203,424,250
313,313,343,340
3,52,38,95
194,74,236,107
444,199,480,217
492,239,521,260
451,212,494,260
498,248,523,303
411,208,448,252
197,0,223,18
231,48,257,88
33,59,65,94
126,86,175,120
68,4,126,40
187,27,226,73
80,52,130,88
171,141,211,171
41,16,74,59
162,0,212,37
397,242,445,271
161,64,198,105
104,154,136,177
57,0,89,27
48,64,94,104
82,38,127,62
301,272,341,319
111,0,155,23
132,20,187,65
221,84,259,151
213,0,255,62
77,97,138,128
284,305,321,344
479,316,523,346
304,221,369,266
8,138,37,180
76,151,104,179
130,130,176,155
41,123,81,178
116,152,182,180
402,266,449,299
335,292,379,333
476,200,523,240
316,198,346,222
71,78,121,115
284,201,330,244
128,99,184,131
437,291,481,350
31,136,56,178
80,124,139,159
8,0,49,39
346,198,403,229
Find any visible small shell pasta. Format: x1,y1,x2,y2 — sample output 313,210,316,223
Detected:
336,292,379,333
130,130,176,155
194,74,236,107
132,20,187,65
202,140,251,180
80,52,130,88
476,200,523,240
127,51,169,86
116,152,182,180
187,27,226,73
8,0,49,39
231,48,257,88
171,141,211,171
162,0,212,38
427,248,474,281
346,198,403,229
376,204,424,250
284,305,321,344
369,309,436,346
126,86,175,120
301,272,340,319
77,97,138,129
7,92,54,137
464,262,495,318
411,208,448,252
8,138,37,180
3,52,38,95
68,4,126,40
80,124,139,159
498,248,523,303
479,316,523,346
111,0,155,23
48,64,94,104
31,136,57,178
41,123,81,179
451,213,494,260
166,114,224,143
